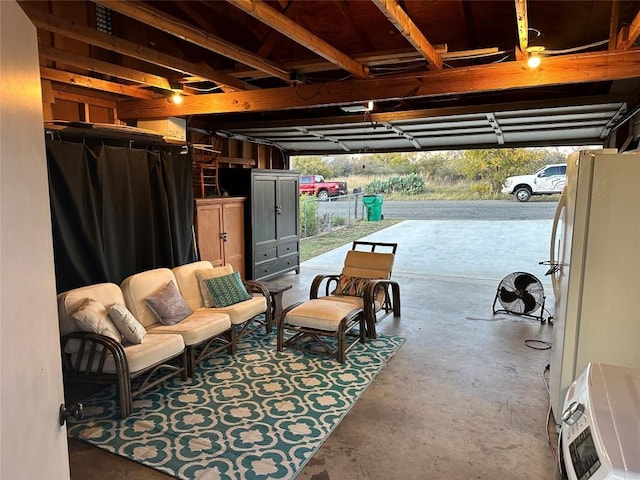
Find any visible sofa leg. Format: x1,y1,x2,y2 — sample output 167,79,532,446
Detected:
117,376,132,418
180,350,189,381
186,347,196,377
229,327,237,355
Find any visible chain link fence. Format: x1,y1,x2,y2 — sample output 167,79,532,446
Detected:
299,193,367,238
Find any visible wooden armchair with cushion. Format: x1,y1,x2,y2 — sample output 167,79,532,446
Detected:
277,241,400,363
57,283,188,418
309,241,401,338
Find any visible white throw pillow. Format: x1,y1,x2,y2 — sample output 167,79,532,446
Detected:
71,298,122,342
108,303,146,344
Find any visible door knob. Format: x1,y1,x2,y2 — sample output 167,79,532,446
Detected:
59,402,83,425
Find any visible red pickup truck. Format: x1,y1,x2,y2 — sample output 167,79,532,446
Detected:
299,175,348,201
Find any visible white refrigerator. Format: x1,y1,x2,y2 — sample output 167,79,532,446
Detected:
548,149,640,422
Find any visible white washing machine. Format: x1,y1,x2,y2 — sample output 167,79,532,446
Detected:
560,362,640,480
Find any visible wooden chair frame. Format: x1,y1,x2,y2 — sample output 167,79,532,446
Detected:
61,332,188,418
277,302,365,363
309,241,401,338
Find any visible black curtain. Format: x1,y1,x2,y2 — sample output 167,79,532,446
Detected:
47,139,196,293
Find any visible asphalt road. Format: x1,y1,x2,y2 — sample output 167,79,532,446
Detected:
318,197,559,221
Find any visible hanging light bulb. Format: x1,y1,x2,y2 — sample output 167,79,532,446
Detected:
171,89,184,104
526,46,545,69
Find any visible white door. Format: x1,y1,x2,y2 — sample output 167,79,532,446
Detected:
0,2,70,478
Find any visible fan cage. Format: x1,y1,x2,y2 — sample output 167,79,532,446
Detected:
492,272,546,323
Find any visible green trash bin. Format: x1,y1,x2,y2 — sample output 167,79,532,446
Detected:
362,194,383,221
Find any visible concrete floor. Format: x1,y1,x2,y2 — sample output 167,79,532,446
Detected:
68,219,562,480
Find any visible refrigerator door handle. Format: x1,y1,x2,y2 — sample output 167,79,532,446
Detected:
549,191,566,296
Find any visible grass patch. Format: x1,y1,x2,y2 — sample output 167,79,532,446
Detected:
300,218,402,262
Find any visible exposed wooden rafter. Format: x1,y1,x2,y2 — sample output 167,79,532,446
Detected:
21,5,255,91
93,0,292,83
609,0,620,50
117,49,640,119
39,45,172,91
617,8,640,49
227,0,369,79
221,47,508,81
370,0,443,70
514,0,529,59
40,67,158,99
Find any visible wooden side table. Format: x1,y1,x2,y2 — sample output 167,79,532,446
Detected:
262,282,292,326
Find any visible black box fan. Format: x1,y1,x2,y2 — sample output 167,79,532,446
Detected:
492,272,546,323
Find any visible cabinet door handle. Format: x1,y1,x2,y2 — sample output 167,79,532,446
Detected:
220,232,228,241
275,205,282,214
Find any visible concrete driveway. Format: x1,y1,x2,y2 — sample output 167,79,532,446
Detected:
291,216,560,480
303,218,554,288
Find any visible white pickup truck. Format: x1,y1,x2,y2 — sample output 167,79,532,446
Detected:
501,163,566,202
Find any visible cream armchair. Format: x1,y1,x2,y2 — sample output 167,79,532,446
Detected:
309,241,401,338
57,282,188,417
278,241,400,363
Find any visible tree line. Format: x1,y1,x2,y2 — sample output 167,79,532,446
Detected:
291,147,577,193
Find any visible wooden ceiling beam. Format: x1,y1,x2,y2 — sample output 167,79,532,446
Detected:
514,0,529,57
21,5,255,91
223,47,447,80
370,0,442,70
39,45,172,91
40,67,159,99
117,49,640,120
93,0,291,83
617,8,640,50
227,0,369,79
609,0,619,50
221,46,507,81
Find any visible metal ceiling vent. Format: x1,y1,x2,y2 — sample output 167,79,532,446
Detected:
95,4,112,35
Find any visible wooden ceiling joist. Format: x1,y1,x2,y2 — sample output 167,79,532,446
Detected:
117,49,640,119
609,0,620,50
370,0,443,70
227,0,369,79
21,5,255,91
223,46,504,80
39,45,172,91
617,8,640,49
40,67,158,99
94,0,292,83
515,0,529,57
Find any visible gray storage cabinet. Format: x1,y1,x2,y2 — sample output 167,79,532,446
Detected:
220,169,300,281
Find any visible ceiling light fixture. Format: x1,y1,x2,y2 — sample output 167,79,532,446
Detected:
340,100,374,113
171,89,184,105
526,46,545,69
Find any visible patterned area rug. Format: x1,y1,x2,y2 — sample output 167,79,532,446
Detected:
67,330,405,480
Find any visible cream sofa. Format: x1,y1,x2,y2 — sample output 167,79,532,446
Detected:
121,266,234,377
57,261,271,418
171,261,272,349
57,282,189,418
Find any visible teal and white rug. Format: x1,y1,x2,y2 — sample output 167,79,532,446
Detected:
67,330,405,480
